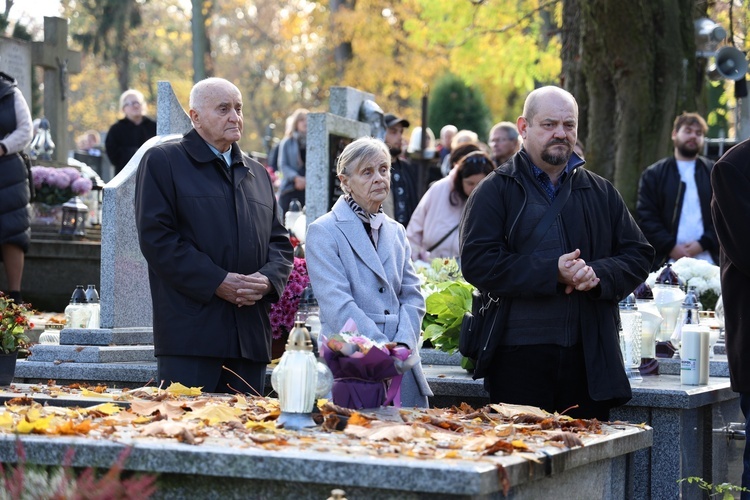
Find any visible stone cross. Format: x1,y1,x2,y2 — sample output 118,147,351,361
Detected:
305,87,375,224
31,17,81,163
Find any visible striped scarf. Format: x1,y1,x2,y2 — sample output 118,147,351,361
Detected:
345,195,385,248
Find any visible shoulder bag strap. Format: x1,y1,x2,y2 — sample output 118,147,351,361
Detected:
426,223,459,253
517,175,573,255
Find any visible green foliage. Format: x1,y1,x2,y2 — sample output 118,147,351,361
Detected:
678,477,750,500
418,258,473,354
422,281,473,354
429,73,492,140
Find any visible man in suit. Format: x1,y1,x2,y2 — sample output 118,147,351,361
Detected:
135,78,293,393
636,112,719,271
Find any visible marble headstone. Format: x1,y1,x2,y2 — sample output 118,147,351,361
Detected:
305,87,374,224
0,36,32,108
98,81,192,334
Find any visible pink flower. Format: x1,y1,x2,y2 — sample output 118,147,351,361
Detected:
71,177,93,195
270,256,310,339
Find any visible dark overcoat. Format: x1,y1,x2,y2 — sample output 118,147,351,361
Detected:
135,129,293,362
711,139,750,393
460,151,654,404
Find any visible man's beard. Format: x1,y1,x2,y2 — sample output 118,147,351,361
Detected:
389,145,402,157
541,141,571,166
676,140,700,159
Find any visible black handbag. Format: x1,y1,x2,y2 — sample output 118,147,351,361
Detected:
458,289,500,360
458,177,573,374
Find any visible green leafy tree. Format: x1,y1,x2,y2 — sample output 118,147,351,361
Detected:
429,73,492,140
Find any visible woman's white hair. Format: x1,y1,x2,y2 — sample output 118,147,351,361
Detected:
336,137,391,180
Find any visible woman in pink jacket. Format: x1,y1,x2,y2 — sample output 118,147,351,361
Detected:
407,148,495,261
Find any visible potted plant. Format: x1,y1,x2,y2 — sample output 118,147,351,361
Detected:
418,258,476,370
29,165,93,226
0,293,33,385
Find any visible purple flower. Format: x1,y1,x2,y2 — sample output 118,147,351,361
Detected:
71,177,93,195
61,167,82,183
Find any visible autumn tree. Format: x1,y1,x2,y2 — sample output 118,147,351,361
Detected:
71,0,146,92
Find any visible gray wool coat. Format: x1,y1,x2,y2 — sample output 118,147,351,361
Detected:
305,196,433,408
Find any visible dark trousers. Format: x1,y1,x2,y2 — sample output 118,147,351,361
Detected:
741,392,750,499
485,343,612,421
157,355,266,395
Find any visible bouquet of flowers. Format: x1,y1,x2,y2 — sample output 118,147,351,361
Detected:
646,258,721,310
31,166,93,206
0,293,33,354
320,318,419,409
269,257,310,339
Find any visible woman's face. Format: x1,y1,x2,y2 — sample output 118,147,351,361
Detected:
296,115,308,134
462,173,487,197
340,152,391,213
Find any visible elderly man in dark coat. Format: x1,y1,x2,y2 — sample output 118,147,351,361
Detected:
711,137,750,498
135,77,293,394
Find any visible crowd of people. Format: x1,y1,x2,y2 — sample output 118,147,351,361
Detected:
5,72,750,496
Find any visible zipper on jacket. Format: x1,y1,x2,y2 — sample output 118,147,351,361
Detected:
670,181,684,232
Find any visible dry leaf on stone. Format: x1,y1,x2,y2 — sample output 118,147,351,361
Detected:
187,404,243,425
130,400,186,419
351,424,415,442
490,403,549,419
165,382,202,396
140,420,197,438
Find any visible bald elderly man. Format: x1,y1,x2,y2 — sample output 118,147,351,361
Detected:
135,78,293,394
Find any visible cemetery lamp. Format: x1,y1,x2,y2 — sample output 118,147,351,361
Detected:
60,197,88,237
271,316,333,430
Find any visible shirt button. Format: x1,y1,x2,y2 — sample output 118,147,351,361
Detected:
384,310,390,315
379,287,385,293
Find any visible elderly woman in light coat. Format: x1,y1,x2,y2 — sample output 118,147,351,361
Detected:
305,137,433,408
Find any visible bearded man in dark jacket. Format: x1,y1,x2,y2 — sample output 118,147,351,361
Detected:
636,112,718,271
135,78,293,394
460,86,654,420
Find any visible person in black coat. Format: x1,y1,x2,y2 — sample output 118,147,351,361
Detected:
135,78,293,394
460,86,653,420
0,72,33,304
105,89,157,174
636,112,719,271
711,138,750,497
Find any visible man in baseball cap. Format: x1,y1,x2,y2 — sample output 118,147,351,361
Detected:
383,112,417,226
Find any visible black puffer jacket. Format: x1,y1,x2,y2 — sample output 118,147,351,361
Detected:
0,75,31,252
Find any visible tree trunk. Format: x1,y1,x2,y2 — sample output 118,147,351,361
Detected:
192,0,207,82
573,0,698,211
330,0,354,79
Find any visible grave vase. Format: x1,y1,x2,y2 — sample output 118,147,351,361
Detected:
0,351,18,385
31,202,64,227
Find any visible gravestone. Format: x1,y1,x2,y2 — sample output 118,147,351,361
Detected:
305,87,375,224
0,36,32,107
31,17,81,163
19,82,191,383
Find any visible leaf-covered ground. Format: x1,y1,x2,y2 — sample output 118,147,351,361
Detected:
0,382,645,470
